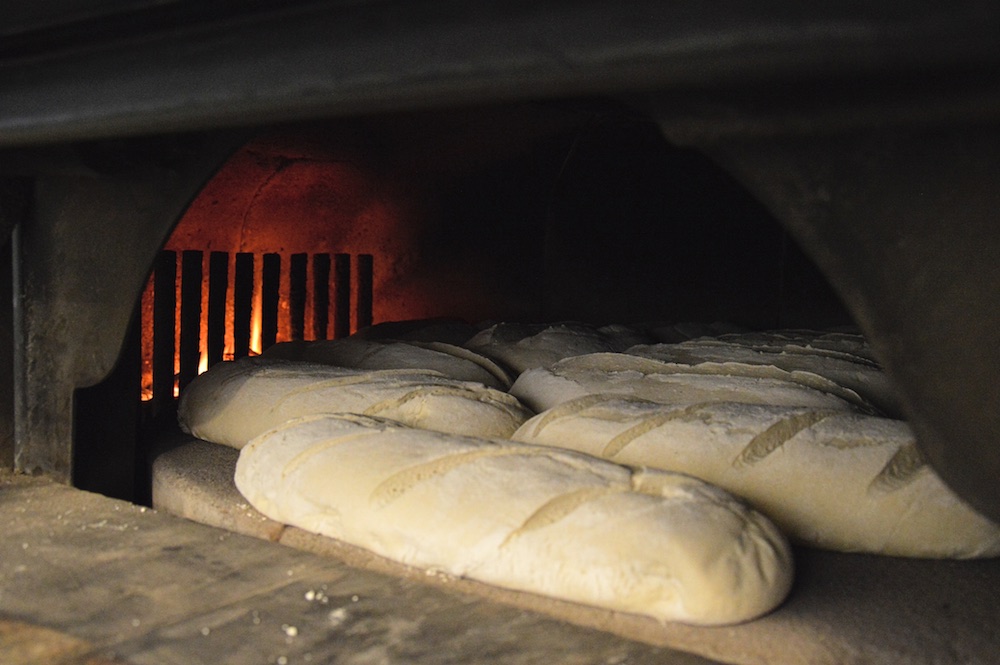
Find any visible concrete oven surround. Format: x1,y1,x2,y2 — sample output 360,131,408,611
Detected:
1,0,1000,527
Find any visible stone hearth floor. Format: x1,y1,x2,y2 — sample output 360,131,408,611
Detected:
153,439,1000,665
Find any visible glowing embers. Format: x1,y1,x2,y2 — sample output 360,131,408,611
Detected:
140,250,373,402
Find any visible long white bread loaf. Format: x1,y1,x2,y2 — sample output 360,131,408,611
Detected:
234,414,794,626
510,353,873,414
177,357,533,449
463,323,653,375
715,329,880,364
511,395,1000,558
263,338,513,390
626,338,899,416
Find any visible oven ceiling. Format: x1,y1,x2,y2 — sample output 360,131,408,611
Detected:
0,0,998,146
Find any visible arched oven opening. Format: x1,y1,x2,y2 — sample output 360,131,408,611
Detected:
71,101,853,505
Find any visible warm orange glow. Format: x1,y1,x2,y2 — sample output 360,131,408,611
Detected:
139,132,482,402
140,255,274,401
139,277,155,401
251,271,263,355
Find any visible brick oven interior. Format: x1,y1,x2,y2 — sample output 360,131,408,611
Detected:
79,104,858,506
2,2,1000,664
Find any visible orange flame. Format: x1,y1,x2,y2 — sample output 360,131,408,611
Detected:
141,252,297,402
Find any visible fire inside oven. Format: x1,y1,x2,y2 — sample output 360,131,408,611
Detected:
71,104,853,504
139,248,374,401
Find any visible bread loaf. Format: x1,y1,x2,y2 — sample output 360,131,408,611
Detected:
510,353,872,414
463,323,653,375
626,336,899,416
701,329,880,365
177,356,532,448
234,413,794,625
264,338,512,389
511,395,1000,558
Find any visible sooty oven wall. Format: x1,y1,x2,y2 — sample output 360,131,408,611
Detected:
163,105,850,329
71,102,852,504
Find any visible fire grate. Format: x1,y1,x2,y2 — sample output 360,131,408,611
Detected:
141,250,374,407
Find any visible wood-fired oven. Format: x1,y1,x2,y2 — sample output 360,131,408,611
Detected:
2,2,1000,663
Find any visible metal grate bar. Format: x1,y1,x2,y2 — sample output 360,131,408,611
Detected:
177,250,202,393
261,253,280,351
233,252,254,359
289,252,307,341
333,253,351,338
207,251,228,368
356,253,373,332
151,250,176,403
312,253,330,340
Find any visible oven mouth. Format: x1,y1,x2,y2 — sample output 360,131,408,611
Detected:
64,102,854,505
40,91,997,531
3,6,1000,664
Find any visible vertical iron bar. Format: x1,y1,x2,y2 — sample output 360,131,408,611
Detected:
289,252,307,341
262,253,280,351
333,253,351,339
356,253,373,332
178,250,202,393
207,251,228,368
312,253,331,340
151,250,176,402
233,253,253,358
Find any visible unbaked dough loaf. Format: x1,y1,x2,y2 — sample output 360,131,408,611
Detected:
511,395,1000,558
234,413,794,625
177,356,532,448
264,338,513,390
626,339,899,416
715,329,880,364
463,322,654,375
510,353,873,414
